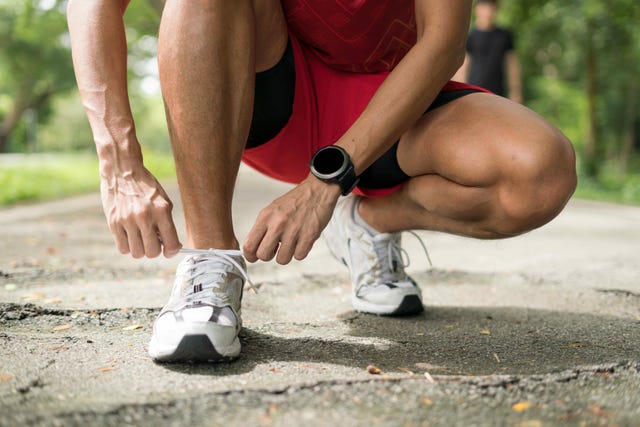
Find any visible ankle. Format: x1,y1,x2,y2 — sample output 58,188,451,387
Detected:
187,235,240,251
354,199,381,235
357,198,388,234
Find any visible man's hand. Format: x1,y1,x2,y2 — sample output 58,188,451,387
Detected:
101,167,182,258
243,176,341,265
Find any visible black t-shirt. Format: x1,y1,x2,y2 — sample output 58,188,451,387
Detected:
465,27,514,96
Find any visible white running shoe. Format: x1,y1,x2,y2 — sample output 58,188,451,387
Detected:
323,195,429,316
148,248,253,362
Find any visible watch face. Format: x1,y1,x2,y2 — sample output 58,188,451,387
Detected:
312,146,348,179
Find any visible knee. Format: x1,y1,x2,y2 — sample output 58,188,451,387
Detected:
493,130,576,236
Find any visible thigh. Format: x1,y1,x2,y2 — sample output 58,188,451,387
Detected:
397,93,574,188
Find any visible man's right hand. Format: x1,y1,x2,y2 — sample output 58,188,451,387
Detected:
100,167,182,258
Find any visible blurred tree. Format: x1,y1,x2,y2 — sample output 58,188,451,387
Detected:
0,0,75,152
0,0,164,153
501,0,640,178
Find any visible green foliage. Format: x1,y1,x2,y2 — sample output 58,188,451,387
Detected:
0,0,76,151
0,0,165,153
500,0,640,178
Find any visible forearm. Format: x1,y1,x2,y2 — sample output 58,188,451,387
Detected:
67,0,142,179
336,37,465,174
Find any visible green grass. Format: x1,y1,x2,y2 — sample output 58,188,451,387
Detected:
574,174,640,206
0,152,176,206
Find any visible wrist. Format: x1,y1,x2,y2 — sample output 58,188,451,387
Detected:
96,138,144,179
308,145,360,195
303,173,342,200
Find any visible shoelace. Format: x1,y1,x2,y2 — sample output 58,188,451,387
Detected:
179,248,257,303
369,231,432,284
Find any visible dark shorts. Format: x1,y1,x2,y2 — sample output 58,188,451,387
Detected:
242,34,489,198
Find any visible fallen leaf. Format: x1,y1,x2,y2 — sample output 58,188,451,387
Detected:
480,329,491,335
46,246,58,255
512,401,533,412
420,396,434,406
398,367,414,375
424,372,435,383
587,404,611,418
22,292,45,300
98,366,115,373
0,375,13,382
26,238,40,247
269,368,283,374
48,345,70,351
568,342,587,348
414,362,443,370
122,324,143,331
416,332,425,336
366,364,382,375
53,324,71,331
44,298,63,304
493,352,501,363
518,421,542,427
258,413,273,426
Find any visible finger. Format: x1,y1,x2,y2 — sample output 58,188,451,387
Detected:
156,217,181,258
255,227,281,262
112,225,130,255
125,226,145,259
276,230,298,265
293,231,317,261
140,224,162,258
243,222,267,263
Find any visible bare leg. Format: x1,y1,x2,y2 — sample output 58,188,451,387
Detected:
158,0,287,249
359,93,577,238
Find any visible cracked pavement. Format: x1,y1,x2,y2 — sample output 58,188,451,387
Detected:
1,166,639,426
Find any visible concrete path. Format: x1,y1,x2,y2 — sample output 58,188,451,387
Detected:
1,166,639,427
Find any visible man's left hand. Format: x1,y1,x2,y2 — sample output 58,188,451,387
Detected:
243,176,341,264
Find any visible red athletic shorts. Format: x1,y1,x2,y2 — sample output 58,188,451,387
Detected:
241,34,489,198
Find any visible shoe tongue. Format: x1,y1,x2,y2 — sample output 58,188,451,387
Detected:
372,233,404,274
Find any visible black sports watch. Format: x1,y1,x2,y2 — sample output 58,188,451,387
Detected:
309,145,360,196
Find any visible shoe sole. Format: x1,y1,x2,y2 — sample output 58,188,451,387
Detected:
352,294,424,316
150,334,240,363
148,322,241,363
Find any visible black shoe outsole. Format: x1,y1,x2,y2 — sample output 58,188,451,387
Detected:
391,295,424,316
358,295,424,317
153,335,238,364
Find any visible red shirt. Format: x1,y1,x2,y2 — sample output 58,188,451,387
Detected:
282,0,417,73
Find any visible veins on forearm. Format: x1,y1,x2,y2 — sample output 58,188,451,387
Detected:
81,85,142,176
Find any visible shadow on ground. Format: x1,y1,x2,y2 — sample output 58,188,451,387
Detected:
158,305,639,377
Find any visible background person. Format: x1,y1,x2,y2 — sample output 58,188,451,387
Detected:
455,0,523,103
